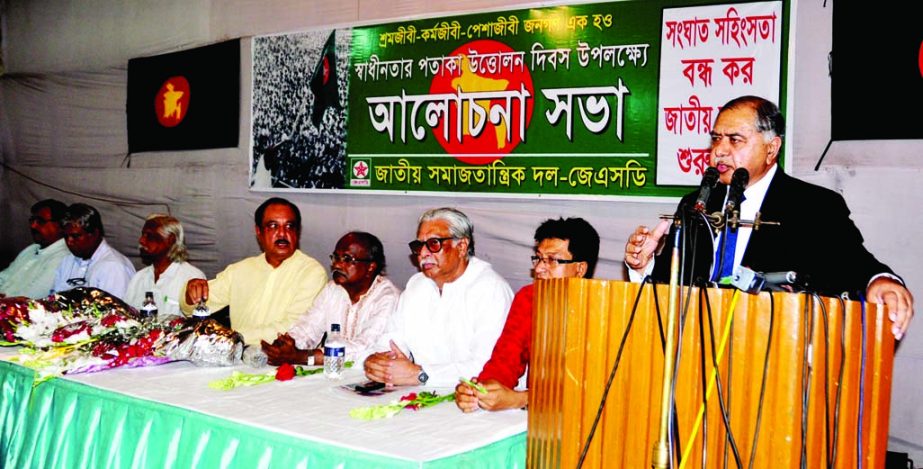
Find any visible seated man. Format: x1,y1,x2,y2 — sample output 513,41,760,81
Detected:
181,197,327,345
261,231,401,367
0,199,70,299
125,214,205,317
456,217,599,412
364,207,514,388
52,203,136,297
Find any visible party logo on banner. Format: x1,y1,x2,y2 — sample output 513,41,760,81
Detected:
350,158,372,186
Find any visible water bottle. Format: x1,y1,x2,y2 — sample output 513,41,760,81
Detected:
323,323,346,380
192,299,210,321
140,291,158,322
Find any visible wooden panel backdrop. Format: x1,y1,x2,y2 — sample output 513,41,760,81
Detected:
528,278,894,469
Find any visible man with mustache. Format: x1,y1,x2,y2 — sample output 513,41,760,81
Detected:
364,207,514,388
124,214,205,318
52,203,136,297
624,95,913,340
0,199,70,299
181,197,327,345
260,231,400,367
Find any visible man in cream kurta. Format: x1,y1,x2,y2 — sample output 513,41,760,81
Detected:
181,198,327,345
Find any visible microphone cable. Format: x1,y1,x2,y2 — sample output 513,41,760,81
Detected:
799,293,815,469
828,295,847,468
700,286,744,468
746,291,776,469
575,275,651,469
813,294,832,468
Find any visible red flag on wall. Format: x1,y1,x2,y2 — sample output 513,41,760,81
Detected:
127,39,240,153
309,31,341,127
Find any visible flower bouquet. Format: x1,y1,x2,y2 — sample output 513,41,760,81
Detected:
0,287,243,383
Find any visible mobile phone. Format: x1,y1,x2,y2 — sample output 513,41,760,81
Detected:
355,380,386,393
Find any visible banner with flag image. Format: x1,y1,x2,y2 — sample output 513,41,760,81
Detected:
127,39,240,153
250,29,349,189
311,31,342,127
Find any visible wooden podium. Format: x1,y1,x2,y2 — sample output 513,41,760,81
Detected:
528,278,894,469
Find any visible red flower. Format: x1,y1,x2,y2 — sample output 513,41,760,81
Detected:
100,313,123,327
275,363,296,381
400,392,420,410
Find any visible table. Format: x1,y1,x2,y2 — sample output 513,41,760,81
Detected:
0,349,526,468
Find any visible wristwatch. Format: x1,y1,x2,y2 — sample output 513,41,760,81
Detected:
417,368,429,385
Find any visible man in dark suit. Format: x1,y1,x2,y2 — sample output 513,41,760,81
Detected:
624,95,914,339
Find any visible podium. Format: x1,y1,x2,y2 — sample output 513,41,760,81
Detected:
528,278,894,468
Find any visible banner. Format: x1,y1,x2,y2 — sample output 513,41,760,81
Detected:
250,0,788,198
128,40,240,153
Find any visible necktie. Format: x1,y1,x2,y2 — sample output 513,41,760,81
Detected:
712,193,746,282
712,227,738,282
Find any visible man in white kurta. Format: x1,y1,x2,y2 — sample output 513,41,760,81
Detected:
124,214,205,317
0,199,70,299
365,208,513,388
263,231,400,367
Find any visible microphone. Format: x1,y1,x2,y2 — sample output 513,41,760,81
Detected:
724,168,749,215
730,266,808,293
692,166,720,213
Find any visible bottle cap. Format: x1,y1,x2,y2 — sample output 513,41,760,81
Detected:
331,323,341,333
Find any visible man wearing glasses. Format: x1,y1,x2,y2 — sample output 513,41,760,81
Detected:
0,199,70,299
52,203,136,297
181,197,327,345
456,217,600,412
364,207,514,388
261,231,401,367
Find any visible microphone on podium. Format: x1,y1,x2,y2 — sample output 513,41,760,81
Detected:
724,168,749,215
692,166,720,213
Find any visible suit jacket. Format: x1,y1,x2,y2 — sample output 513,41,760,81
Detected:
650,169,895,297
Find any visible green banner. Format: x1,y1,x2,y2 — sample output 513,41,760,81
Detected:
250,0,789,197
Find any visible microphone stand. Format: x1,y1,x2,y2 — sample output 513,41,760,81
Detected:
652,220,682,469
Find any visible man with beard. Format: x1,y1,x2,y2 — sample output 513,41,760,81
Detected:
364,207,513,388
181,197,327,345
0,199,70,299
124,214,205,317
261,231,400,367
52,203,136,297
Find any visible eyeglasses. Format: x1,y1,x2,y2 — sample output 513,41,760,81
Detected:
66,277,87,287
408,237,457,255
329,253,373,264
531,255,580,268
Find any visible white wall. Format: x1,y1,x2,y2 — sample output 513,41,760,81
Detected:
1,0,921,459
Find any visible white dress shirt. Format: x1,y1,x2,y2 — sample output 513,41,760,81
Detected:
52,239,136,298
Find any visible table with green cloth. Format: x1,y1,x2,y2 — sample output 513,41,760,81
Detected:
0,348,526,468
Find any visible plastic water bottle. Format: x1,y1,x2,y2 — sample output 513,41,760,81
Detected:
140,291,158,322
242,345,268,368
324,323,346,380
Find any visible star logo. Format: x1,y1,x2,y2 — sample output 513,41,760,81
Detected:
353,160,369,178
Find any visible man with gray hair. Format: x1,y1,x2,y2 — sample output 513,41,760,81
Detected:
125,214,205,317
364,207,514,388
52,203,136,297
